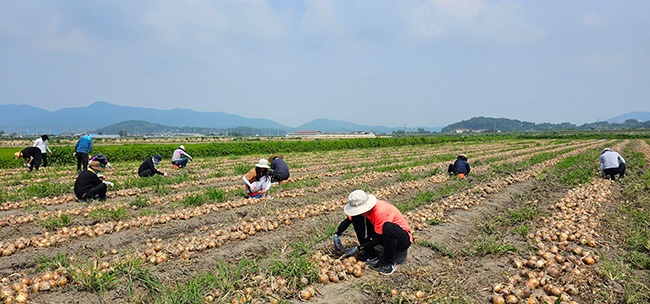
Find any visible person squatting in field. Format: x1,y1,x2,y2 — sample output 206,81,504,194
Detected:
14,147,43,172
242,158,273,199
74,161,114,202
74,134,93,172
90,153,113,170
268,154,290,184
447,154,470,179
33,134,52,168
171,145,193,169
138,154,167,177
600,148,626,180
338,190,413,275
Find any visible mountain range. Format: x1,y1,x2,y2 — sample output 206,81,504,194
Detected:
0,101,648,135
0,101,439,135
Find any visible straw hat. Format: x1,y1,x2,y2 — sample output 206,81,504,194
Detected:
255,158,270,169
89,161,105,171
458,154,467,159
268,154,284,162
602,148,611,153
344,190,377,216
14,151,21,159
179,145,185,151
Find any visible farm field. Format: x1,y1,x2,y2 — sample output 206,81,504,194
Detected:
0,138,648,303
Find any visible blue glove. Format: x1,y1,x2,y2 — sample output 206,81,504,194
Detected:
333,234,343,251
344,246,359,258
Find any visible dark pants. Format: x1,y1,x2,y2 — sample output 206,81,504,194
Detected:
139,169,156,177
41,153,48,167
603,163,626,180
27,154,42,171
76,152,89,171
172,158,189,168
270,170,290,183
378,222,411,265
81,183,107,201
351,215,378,249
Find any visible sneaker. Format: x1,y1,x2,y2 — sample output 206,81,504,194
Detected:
372,263,396,275
366,256,380,267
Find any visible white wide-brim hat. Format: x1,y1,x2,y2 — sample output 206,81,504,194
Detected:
255,158,270,169
344,190,377,216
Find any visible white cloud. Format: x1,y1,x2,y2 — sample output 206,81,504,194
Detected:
582,11,603,28
408,2,446,39
145,0,285,44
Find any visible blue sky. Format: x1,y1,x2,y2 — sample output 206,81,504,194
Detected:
1,1,648,128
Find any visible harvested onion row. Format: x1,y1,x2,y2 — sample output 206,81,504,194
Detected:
488,142,627,304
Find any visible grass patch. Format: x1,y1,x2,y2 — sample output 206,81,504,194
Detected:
34,253,70,272
397,171,420,182
157,258,258,303
113,257,164,297
472,236,517,256
204,187,226,202
69,259,118,296
233,163,250,175
130,195,150,208
87,207,130,222
42,214,72,231
176,194,208,207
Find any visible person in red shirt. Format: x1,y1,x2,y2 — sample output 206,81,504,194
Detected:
342,190,413,275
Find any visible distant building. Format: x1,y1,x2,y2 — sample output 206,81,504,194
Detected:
286,130,375,138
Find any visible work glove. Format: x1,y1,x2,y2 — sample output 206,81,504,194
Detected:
343,246,359,258
103,181,114,187
333,234,343,251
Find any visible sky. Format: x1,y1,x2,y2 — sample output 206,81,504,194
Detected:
1,1,649,128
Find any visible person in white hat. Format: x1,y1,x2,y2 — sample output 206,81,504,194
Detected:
242,158,273,199
340,190,413,275
171,145,193,169
447,154,470,179
600,148,626,180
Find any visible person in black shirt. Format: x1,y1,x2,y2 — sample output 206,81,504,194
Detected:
14,147,43,171
74,161,113,201
138,155,167,177
268,154,290,184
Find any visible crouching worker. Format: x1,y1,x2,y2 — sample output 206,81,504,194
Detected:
242,159,272,199
448,154,470,179
268,154,290,184
600,148,626,181
74,161,113,202
14,147,43,172
171,145,193,169
138,154,167,177
340,190,413,275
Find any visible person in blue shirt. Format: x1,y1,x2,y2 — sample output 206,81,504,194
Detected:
74,134,93,172
447,154,470,179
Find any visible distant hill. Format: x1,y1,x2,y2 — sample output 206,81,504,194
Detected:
96,120,281,136
606,111,650,123
442,116,650,133
441,117,579,132
0,101,413,135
